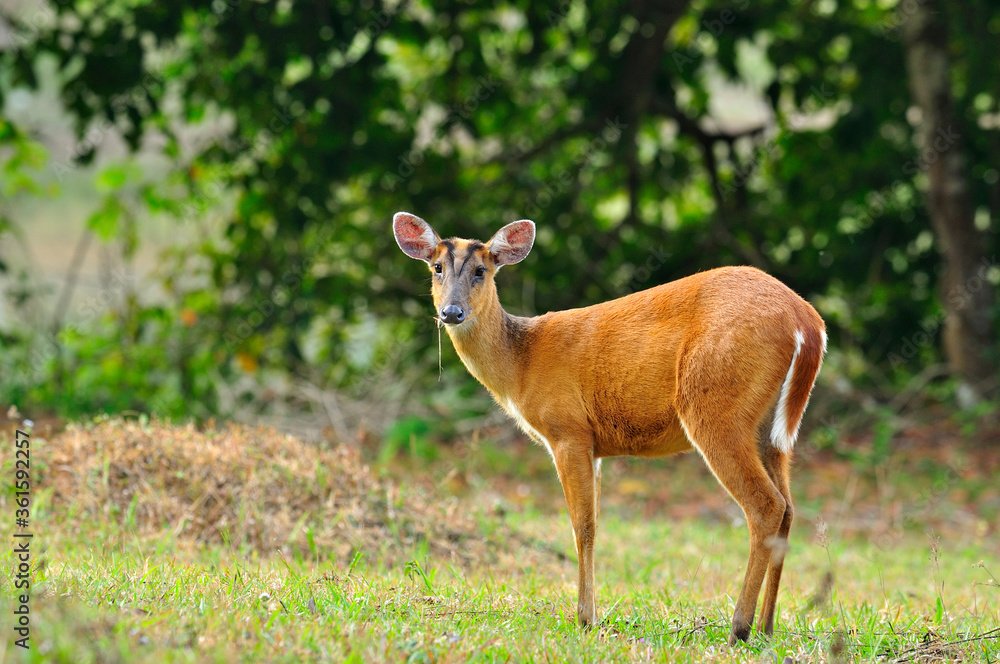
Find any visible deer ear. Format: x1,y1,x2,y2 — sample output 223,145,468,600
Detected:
393,212,440,263
488,220,535,268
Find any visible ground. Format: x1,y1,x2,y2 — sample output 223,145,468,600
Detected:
0,414,998,663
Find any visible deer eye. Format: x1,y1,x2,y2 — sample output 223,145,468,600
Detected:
474,266,486,278
434,263,443,274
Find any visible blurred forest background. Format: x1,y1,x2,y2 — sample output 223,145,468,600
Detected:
0,0,998,444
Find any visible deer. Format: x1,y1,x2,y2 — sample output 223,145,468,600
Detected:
392,211,826,645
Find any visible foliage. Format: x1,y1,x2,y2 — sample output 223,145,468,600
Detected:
1,308,218,420
1,0,999,419
0,117,48,280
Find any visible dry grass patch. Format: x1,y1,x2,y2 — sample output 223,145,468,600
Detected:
37,417,492,565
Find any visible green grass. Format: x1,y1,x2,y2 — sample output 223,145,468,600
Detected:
2,416,998,662
4,504,998,663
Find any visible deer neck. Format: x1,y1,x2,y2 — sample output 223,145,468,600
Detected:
444,294,530,401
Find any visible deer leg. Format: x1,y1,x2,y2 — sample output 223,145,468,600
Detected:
679,419,786,645
553,445,600,627
595,457,603,520
759,446,794,637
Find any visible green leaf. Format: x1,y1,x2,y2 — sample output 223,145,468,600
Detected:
96,165,128,193
87,199,125,240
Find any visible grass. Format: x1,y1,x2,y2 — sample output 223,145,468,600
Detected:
2,417,999,662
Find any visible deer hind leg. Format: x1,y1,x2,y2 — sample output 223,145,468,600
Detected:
552,443,600,627
677,414,786,645
758,444,793,637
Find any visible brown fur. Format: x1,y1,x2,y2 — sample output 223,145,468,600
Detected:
784,324,826,440
395,215,826,645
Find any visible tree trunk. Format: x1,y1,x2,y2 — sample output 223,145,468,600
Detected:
903,0,995,404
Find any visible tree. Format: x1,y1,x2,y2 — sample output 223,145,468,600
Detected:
1,0,997,421
903,0,996,403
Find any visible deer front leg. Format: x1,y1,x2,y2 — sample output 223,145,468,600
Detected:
553,444,600,627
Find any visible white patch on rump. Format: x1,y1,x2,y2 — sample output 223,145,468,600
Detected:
770,329,805,453
504,399,555,463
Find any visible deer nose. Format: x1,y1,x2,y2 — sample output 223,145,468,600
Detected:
440,304,465,324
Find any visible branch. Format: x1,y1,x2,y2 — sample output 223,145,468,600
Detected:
484,119,603,168
651,94,770,268
51,228,93,334
651,95,769,150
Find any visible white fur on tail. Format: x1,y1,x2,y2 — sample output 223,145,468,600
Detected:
770,329,805,453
